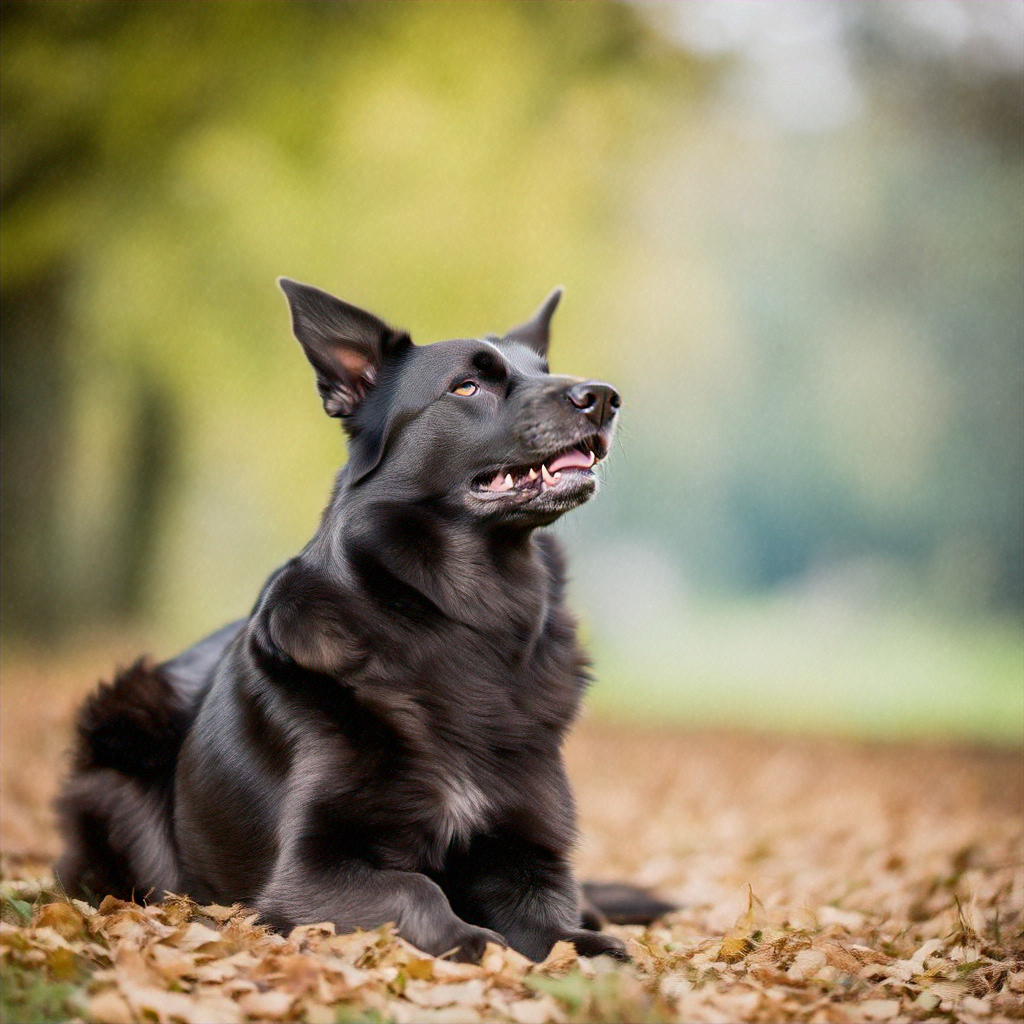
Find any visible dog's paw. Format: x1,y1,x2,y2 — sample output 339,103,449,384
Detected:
438,924,507,963
563,928,629,961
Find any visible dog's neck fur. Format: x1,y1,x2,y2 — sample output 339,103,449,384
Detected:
317,483,552,650
247,468,586,756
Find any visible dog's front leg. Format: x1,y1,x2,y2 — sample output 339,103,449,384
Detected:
444,835,628,963
257,858,505,962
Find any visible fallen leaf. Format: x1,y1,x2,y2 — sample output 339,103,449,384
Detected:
45,944,82,981
171,920,225,952
404,978,487,1008
859,998,901,1021
787,947,827,981
913,990,941,1011
35,901,86,939
820,940,863,975
120,981,242,1024
86,987,135,1024
718,934,755,963
961,994,991,1015
161,892,198,926
537,939,577,973
199,903,244,922
236,988,295,1020
481,942,533,976
506,995,561,1024
405,956,436,980
97,895,132,916
148,941,201,980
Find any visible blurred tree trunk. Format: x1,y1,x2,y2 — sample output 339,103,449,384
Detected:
1,269,177,644
1,2,182,645
0,268,73,642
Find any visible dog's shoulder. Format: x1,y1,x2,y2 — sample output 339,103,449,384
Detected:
251,556,368,677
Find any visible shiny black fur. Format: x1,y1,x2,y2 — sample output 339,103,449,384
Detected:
57,280,651,963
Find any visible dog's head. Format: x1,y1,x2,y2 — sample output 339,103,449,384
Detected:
279,279,619,527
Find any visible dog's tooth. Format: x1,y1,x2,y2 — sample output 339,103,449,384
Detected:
488,473,514,492
586,450,596,467
527,468,538,481
541,464,556,485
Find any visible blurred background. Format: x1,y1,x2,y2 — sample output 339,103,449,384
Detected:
2,0,1021,743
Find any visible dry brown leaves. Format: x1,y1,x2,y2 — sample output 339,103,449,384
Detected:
0,886,610,1024
2,845,1020,1024
2,675,1021,1023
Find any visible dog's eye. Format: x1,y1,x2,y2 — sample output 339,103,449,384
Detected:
452,381,479,397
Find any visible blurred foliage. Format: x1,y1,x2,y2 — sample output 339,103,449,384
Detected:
1,0,1021,709
1,0,697,642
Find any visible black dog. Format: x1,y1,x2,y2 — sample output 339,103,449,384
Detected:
56,280,663,963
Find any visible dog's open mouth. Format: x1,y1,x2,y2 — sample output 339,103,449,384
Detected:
471,437,606,501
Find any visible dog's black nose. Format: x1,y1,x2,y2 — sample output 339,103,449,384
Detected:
567,381,620,429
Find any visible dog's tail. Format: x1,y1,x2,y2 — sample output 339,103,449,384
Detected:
55,660,190,903
71,659,191,778
581,882,677,929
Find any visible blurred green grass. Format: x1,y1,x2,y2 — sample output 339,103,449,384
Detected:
587,602,1023,744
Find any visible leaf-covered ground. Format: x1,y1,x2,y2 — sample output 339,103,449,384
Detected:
1,655,1021,1023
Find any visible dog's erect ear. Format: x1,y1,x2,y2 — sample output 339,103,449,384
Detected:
278,278,412,418
502,287,563,357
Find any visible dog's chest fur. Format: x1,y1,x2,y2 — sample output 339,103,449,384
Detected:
430,777,491,851
352,648,581,862
440,776,489,829
278,540,587,874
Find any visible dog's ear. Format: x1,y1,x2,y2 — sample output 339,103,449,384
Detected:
278,278,412,418
503,287,563,357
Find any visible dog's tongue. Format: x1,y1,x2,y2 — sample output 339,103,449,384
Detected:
547,449,595,473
